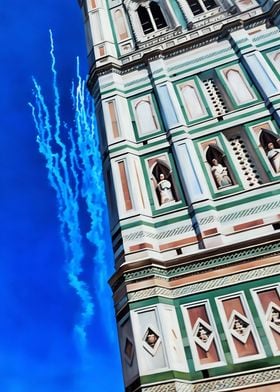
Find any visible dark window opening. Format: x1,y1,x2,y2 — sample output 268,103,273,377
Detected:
188,0,204,15
203,0,217,11
138,6,154,35
150,1,167,30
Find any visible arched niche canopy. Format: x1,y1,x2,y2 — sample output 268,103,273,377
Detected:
151,159,179,205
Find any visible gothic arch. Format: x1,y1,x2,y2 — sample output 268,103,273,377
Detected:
181,83,205,120
124,0,177,40
206,145,233,189
259,129,280,153
150,159,179,205
224,69,253,104
259,129,280,174
135,99,158,134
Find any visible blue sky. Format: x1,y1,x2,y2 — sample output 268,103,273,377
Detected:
0,1,123,391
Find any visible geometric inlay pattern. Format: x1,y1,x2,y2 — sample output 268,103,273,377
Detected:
125,264,280,307
229,310,251,344
141,368,280,391
194,368,280,392
124,243,280,283
124,337,134,365
193,318,214,352
267,302,280,334
122,201,280,244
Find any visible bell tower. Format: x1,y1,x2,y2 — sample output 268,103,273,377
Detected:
78,0,280,390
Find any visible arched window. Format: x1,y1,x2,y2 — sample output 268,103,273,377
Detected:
137,2,167,35
135,99,158,134
114,9,129,40
225,69,254,104
186,0,217,16
150,1,167,30
138,6,154,35
181,84,205,120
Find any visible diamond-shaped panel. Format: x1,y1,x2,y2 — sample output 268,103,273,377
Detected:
124,337,134,365
145,328,159,348
193,318,214,351
267,302,280,334
229,311,251,344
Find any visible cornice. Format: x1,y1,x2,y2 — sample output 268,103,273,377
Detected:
109,232,280,292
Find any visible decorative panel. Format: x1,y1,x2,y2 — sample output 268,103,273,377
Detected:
216,293,265,363
252,285,280,355
118,161,133,211
181,301,225,370
131,306,167,374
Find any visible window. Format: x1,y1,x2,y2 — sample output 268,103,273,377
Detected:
137,1,167,35
187,0,217,16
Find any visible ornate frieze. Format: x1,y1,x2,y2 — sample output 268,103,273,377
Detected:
127,264,280,302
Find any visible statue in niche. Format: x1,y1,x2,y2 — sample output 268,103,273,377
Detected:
151,159,179,206
267,142,280,174
157,173,175,205
259,128,280,174
211,158,232,188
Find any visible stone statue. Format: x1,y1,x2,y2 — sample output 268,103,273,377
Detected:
233,319,245,335
198,326,209,343
157,173,175,205
271,309,280,326
211,159,232,188
267,142,280,173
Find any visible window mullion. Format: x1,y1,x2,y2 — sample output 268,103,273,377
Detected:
147,6,158,31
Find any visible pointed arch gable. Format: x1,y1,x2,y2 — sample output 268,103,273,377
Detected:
224,68,254,104
134,97,158,135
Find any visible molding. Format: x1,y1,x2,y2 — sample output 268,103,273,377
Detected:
140,368,280,391
123,241,280,283
127,264,280,302
194,367,280,392
142,381,193,392
87,10,269,90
